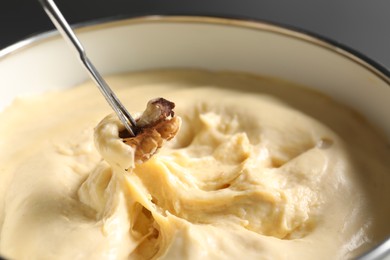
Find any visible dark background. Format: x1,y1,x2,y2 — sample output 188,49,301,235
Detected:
1,0,390,69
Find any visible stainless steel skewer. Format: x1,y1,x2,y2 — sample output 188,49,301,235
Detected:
39,0,137,136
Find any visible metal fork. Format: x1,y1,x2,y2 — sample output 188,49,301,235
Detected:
39,0,137,136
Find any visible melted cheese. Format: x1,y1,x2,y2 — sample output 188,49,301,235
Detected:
0,70,389,259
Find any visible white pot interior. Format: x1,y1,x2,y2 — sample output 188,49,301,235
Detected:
0,17,389,140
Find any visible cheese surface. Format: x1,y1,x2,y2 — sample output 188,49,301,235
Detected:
0,70,389,259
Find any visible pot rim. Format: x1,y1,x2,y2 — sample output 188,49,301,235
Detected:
1,14,390,86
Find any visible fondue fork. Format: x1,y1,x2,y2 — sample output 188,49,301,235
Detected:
39,0,137,136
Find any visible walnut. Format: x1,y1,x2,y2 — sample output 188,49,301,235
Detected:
122,98,181,163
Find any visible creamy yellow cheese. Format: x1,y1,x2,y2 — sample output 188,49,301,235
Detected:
0,70,389,259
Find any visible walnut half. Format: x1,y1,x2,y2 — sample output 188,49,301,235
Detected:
122,98,181,164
